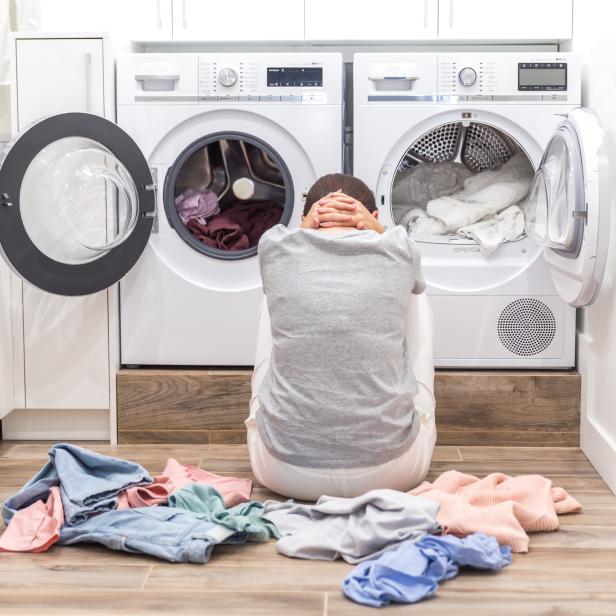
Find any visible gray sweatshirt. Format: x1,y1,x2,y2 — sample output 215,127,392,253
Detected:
256,225,426,469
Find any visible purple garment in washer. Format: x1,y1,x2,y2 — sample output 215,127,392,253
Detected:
175,188,220,224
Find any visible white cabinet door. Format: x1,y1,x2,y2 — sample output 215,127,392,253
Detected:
14,38,110,410
38,0,172,41
438,0,573,40
305,0,438,40
172,0,304,41
0,259,14,420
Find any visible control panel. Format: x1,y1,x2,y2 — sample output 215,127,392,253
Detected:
354,52,581,105
117,53,342,105
198,53,339,103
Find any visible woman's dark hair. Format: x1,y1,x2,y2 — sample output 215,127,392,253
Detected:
303,173,376,216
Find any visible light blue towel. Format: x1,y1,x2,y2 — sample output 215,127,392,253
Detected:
2,443,152,526
343,532,512,607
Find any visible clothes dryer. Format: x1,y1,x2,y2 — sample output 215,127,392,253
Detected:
354,53,609,367
0,52,343,365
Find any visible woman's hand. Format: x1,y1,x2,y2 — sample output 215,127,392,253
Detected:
316,192,385,233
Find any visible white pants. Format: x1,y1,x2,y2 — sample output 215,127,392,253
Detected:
246,293,437,501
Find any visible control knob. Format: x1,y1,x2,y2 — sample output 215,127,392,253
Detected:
218,67,238,87
458,67,478,87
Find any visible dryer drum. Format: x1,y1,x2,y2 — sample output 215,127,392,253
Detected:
398,121,518,173
164,132,294,261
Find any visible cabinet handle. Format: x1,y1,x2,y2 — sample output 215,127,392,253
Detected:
84,52,92,113
449,0,455,28
424,0,429,28
182,0,187,29
156,0,162,28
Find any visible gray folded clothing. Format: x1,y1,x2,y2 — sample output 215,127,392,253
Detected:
263,489,441,564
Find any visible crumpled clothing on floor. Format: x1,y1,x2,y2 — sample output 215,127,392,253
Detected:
263,489,442,564
343,532,512,607
410,470,582,553
169,483,279,542
57,506,238,564
2,443,152,527
117,458,252,510
0,486,64,553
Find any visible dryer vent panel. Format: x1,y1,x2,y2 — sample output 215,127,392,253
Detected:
497,298,557,356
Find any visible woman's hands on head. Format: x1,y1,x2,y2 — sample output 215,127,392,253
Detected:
300,191,385,234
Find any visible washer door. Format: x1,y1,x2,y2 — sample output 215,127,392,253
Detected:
524,108,609,307
0,113,155,296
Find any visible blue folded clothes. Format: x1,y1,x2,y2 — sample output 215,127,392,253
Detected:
2,443,152,526
58,506,237,563
343,532,512,607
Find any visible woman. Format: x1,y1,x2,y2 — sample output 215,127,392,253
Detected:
246,173,436,500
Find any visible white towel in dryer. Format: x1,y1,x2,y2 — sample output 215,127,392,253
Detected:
426,153,533,232
458,205,526,255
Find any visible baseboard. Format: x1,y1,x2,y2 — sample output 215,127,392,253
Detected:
117,368,581,446
1,408,110,440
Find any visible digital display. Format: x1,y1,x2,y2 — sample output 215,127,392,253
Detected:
518,63,567,91
267,67,323,87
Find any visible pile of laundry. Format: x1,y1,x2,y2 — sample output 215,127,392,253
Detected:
175,188,282,251
392,153,534,255
0,444,582,609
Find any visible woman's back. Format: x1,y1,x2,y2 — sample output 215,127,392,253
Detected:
256,224,426,469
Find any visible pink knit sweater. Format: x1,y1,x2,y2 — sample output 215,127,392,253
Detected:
410,470,582,552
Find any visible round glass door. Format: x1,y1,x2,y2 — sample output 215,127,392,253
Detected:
0,113,154,296
20,137,139,265
524,125,584,256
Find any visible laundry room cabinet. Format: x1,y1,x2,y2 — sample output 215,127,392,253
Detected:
304,0,439,41
34,0,173,41
438,0,573,41
171,0,304,41
1,35,117,439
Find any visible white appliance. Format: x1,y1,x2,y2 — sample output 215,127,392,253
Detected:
354,52,609,368
0,52,343,366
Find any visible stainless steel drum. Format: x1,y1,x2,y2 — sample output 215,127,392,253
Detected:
397,121,519,173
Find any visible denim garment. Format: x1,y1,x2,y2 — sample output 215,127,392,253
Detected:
58,506,237,563
343,532,512,607
169,484,280,541
3,443,152,526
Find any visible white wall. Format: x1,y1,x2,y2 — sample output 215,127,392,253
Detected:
564,0,616,492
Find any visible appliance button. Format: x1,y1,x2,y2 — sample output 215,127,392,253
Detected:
467,95,493,101
218,67,238,87
458,67,478,87
542,94,567,101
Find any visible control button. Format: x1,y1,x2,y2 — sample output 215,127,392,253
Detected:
217,95,239,102
218,67,238,87
259,95,281,102
458,67,478,87
542,94,567,102
438,95,468,103
301,93,325,102
199,95,218,101
467,95,493,101
238,96,251,102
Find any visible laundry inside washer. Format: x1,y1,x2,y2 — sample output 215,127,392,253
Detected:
391,122,534,254
168,136,289,255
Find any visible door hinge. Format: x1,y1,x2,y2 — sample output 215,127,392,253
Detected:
142,168,158,232
572,210,588,220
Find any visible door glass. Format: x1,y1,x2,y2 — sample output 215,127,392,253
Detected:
20,137,139,265
526,127,582,253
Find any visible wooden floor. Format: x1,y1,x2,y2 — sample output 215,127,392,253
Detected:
1,442,615,615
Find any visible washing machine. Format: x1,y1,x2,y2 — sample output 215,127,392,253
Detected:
354,52,609,368
0,52,343,366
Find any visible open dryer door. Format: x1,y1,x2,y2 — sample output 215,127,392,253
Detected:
0,113,155,296
524,108,610,307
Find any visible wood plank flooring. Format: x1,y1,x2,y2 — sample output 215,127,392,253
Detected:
1,442,615,615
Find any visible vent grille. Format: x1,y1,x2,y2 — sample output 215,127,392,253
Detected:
408,122,461,164
497,299,556,356
463,123,513,172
